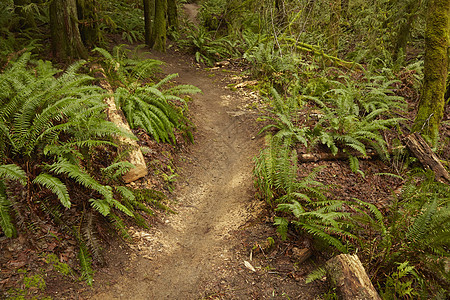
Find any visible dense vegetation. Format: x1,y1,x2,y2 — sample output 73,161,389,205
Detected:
1,0,449,299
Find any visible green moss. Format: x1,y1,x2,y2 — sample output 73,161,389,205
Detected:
412,0,450,145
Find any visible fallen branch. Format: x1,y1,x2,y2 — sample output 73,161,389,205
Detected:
297,151,378,163
92,65,148,183
280,37,365,71
403,132,450,183
325,254,381,300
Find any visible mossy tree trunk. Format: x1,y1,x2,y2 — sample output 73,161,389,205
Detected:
412,0,450,145
151,0,167,51
167,0,178,31
393,0,421,62
49,0,88,59
143,0,155,46
76,0,101,48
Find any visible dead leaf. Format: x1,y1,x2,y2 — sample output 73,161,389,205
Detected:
244,260,256,272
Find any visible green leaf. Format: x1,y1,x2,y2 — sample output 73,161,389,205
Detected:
274,217,289,240
0,164,27,186
89,198,111,216
0,181,16,238
33,173,71,208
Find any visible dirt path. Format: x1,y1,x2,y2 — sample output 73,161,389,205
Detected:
88,52,264,299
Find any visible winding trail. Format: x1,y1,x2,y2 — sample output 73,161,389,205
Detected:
90,52,263,299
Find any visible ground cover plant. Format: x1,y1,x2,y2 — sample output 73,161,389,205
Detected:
0,45,199,296
1,0,449,299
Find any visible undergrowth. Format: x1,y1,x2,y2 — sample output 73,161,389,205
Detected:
0,49,196,289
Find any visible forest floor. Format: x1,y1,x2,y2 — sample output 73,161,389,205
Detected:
2,4,449,300
77,49,328,299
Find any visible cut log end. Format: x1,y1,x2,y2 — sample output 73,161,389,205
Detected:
122,165,148,183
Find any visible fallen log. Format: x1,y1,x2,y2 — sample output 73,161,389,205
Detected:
297,151,377,163
93,65,148,183
325,254,381,300
403,132,450,183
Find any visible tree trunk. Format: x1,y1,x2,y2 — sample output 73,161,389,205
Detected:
325,254,381,300
49,0,88,59
76,0,101,48
393,0,421,63
143,0,155,46
167,0,178,31
151,0,167,51
412,0,450,145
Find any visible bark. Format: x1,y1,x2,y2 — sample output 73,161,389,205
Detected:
151,0,167,51
167,0,178,31
297,150,378,163
143,0,155,46
412,0,450,145
325,254,381,300
49,0,88,59
92,65,148,183
403,132,450,183
393,0,421,62
76,0,101,47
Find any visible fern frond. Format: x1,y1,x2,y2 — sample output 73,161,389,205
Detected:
0,181,16,237
0,164,27,185
406,197,438,243
88,198,111,216
82,211,104,265
78,242,94,286
305,267,326,283
32,173,71,208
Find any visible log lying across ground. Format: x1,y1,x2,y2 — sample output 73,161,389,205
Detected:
93,66,148,183
297,151,378,162
325,254,381,300
403,132,450,183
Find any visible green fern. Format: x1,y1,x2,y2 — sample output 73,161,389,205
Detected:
0,181,16,238
94,47,200,144
305,267,327,284
277,199,354,253
32,173,70,209
78,242,94,286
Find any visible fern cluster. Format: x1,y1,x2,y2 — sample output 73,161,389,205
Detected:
260,73,405,169
179,26,241,66
347,170,450,297
94,46,201,143
254,135,356,252
0,53,165,285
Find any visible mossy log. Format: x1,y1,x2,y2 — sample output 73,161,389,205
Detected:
280,37,364,70
325,254,381,300
93,66,148,183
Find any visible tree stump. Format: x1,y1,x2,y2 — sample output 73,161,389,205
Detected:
325,254,381,300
